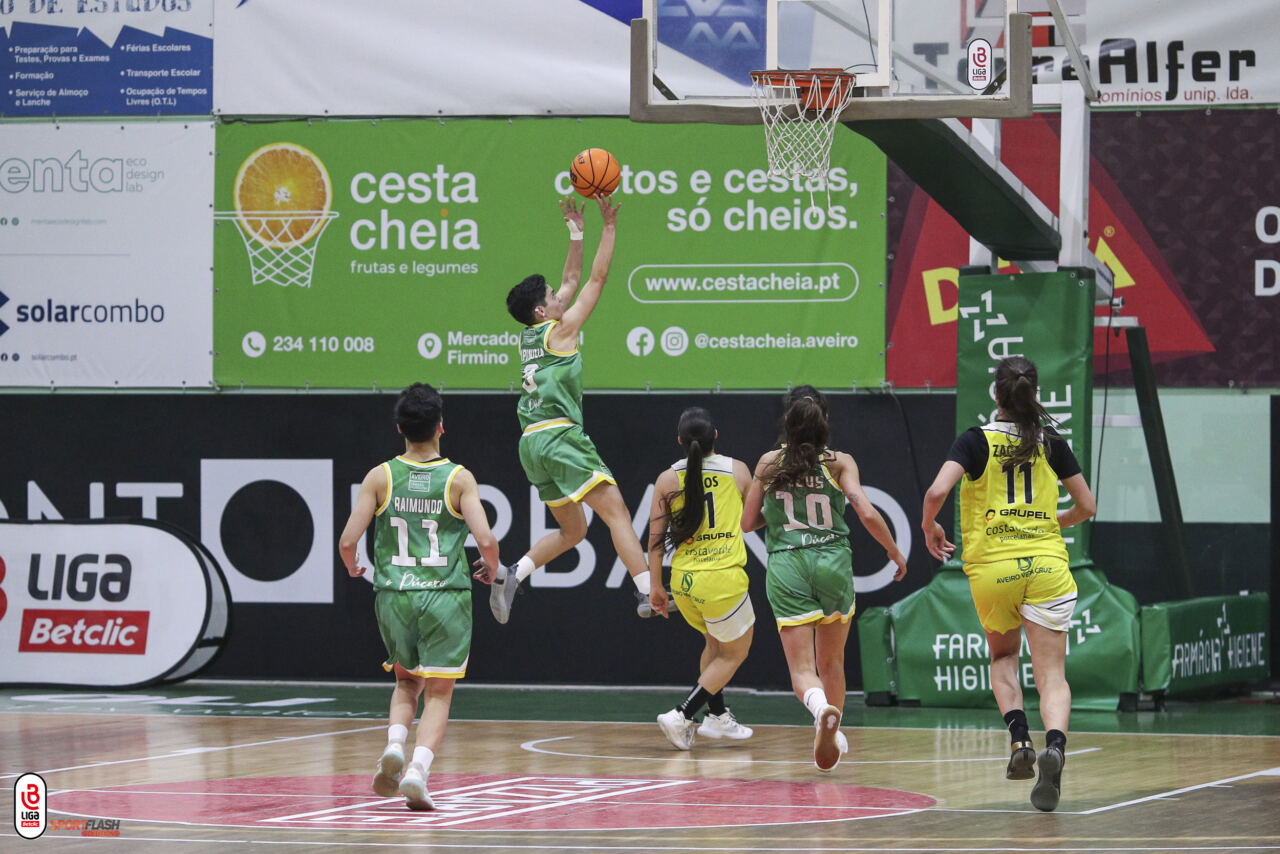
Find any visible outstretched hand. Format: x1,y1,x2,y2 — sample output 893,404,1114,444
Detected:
559,195,585,232
595,192,621,226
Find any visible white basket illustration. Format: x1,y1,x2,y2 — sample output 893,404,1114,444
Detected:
215,210,340,289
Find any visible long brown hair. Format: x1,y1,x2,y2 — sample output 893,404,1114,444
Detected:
656,407,717,552
994,356,1053,469
764,385,831,491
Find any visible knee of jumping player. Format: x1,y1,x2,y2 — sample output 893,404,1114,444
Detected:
558,512,588,545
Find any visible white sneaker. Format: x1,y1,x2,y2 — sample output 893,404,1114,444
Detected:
836,730,849,755
657,708,696,750
698,709,753,740
814,705,842,772
398,763,435,811
371,742,404,797
489,565,519,624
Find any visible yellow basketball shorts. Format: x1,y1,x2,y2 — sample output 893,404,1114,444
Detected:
670,565,755,642
963,555,1077,635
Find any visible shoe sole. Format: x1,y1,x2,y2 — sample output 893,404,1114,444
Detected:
697,726,753,740
1006,746,1036,780
371,749,405,797
657,714,694,750
399,776,436,811
1030,749,1063,812
814,706,841,772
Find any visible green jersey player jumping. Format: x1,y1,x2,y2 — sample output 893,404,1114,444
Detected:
492,192,655,623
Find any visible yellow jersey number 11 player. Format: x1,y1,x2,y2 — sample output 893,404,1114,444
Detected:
647,407,756,750
491,193,657,622
339,383,502,811
921,356,1096,812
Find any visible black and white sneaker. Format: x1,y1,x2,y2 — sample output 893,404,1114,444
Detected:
1006,740,1036,780
1030,746,1064,812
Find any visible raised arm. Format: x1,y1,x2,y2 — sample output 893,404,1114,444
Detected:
835,452,906,581
451,468,501,583
555,194,620,341
1057,473,1097,529
553,195,586,307
645,467,678,619
920,461,964,562
339,465,386,577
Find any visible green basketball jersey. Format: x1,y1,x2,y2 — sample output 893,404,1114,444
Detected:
517,320,583,431
372,456,471,592
762,451,851,554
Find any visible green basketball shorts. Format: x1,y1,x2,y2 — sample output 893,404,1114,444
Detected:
765,544,856,627
374,587,472,678
519,422,616,505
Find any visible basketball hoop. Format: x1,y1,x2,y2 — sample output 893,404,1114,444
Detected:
215,210,340,289
750,68,858,185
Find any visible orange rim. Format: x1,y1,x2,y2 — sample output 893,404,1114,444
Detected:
751,68,857,110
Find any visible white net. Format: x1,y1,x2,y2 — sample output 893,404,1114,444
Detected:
214,211,340,289
750,70,858,182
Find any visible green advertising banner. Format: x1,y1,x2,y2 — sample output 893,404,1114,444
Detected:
1141,594,1270,696
213,119,886,389
953,270,1096,567
883,568,1140,710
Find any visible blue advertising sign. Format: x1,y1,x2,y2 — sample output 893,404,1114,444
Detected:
1,4,211,117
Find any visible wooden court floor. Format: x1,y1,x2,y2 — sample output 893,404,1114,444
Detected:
2,681,1279,853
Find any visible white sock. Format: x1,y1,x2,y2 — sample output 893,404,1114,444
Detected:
631,572,651,595
387,724,408,745
513,555,537,582
411,746,434,775
803,686,829,719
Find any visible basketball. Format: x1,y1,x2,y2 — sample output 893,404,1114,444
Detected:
569,148,621,198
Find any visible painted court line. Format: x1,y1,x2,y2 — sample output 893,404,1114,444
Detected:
520,735,1102,766
0,724,382,781
1080,766,1280,814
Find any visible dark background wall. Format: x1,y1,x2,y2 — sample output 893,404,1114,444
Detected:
1,391,1268,689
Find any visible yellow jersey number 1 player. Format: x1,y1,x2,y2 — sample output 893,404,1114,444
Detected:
647,407,756,750
921,356,1096,812
491,193,657,622
339,383,501,811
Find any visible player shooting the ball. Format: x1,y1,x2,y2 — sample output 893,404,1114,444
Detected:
492,193,657,623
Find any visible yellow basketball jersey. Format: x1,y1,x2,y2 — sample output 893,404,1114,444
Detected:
959,424,1068,564
670,454,746,572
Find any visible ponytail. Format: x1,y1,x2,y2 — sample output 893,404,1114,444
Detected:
660,408,716,552
994,356,1054,469
763,385,831,491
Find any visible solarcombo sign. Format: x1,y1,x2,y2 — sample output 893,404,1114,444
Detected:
0,521,228,687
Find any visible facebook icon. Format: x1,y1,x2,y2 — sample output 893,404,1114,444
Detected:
626,326,655,357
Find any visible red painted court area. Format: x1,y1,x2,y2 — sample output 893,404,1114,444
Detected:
53,773,937,831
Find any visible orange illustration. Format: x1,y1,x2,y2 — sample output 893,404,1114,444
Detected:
233,142,333,249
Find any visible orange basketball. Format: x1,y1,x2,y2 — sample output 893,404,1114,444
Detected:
569,148,621,198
